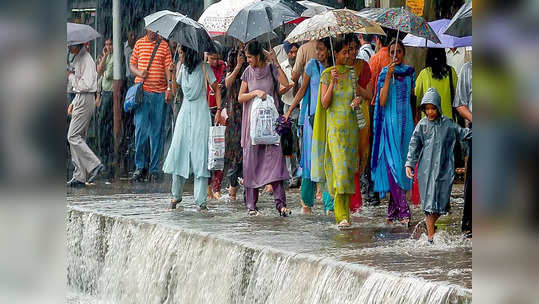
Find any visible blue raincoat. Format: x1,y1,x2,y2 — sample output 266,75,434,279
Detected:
406,88,472,214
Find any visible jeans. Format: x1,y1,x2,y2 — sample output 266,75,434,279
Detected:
134,91,165,174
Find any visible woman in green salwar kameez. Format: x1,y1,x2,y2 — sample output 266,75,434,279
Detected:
311,38,361,228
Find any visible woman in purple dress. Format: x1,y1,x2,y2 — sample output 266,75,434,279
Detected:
238,41,291,216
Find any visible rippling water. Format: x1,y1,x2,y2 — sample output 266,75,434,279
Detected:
67,181,471,303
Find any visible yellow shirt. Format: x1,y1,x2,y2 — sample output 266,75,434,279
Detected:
415,67,457,119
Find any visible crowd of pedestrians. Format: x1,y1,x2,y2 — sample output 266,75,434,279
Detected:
66,29,472,239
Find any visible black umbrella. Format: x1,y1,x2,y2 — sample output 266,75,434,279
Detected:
444,1,472,37
226,0,306,43
144,10,214,53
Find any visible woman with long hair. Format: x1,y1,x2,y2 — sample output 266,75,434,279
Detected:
238,41,291,216
223,44,248,201
311,37,359,228
284,38,333,214
371,39,414,225
415,48,457,120
163,45,222,210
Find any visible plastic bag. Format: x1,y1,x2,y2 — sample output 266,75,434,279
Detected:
250,95,280,145
208,126,226,170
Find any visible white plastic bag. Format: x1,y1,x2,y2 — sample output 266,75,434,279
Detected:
250,95,280,145
208,126,226,170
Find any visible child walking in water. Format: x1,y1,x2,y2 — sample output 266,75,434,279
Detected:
405,88,471,244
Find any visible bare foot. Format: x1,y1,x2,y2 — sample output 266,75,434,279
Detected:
302,206,312,214
264,184,273,194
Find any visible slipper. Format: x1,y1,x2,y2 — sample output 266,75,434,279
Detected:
337,219,351,229
248,210,258,216
170,199,180,210
280,207,291,217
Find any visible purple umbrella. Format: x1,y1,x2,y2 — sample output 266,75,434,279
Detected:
402,19,472,48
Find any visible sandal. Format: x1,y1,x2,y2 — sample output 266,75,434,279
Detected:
170,199,180,210
248,210,258,216
279,207,291,217
337,219,351,229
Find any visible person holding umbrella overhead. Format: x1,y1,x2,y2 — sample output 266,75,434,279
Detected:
66,23,103,187
238,41,291,216
311,37,359,228
163,44,222,210
371,39,415,225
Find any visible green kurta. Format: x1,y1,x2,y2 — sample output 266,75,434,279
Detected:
312,65,358,196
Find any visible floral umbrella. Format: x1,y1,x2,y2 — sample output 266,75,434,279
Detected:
359,7,440,44
198,0,259,37
285,9,386,44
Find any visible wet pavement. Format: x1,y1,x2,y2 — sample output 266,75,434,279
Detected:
67,179,471,294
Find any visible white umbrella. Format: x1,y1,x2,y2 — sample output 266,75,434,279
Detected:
298,0,333,18
198,0,259,37
67,22,101,46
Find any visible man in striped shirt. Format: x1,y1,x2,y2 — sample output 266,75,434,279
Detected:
129,30,173,182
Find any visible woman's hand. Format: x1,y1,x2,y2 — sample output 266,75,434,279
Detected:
214,110,222,125
67,103,73,115
405,166,414,179
350,97,362,109
330,67,339,84
387,59,398,77
283,110,291,122
264,49,278,65
255,90,267,100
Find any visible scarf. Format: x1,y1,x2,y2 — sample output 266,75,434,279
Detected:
310,65,350,183
371,64,415,196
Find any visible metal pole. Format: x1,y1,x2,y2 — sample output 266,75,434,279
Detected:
112,0,122,178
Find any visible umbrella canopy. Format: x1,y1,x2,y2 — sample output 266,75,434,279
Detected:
298,0,333,18
198,0,259,37
285,9,386,43
67,22,101,46
403,19,472,48
226,0,306,43
359,7,440,43
444,1,472,37
144,10,213,53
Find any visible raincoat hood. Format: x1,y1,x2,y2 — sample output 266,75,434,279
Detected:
419,87,442,115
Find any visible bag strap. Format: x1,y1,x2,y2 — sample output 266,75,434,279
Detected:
269,63,284,115
141,39,162,84
449,67,455,102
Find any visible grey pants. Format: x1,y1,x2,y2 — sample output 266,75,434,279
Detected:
68,93,101,182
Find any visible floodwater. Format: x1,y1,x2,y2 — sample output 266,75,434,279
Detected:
67,180,471,303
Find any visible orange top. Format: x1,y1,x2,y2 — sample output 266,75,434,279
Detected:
368,47,392,105
130,35,172,93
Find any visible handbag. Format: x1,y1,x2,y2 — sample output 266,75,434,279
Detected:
350,63,367,130
124,40,162,112
269,63,294,155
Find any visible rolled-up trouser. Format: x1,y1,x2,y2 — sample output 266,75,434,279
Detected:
134,91,165,174
68,93,102,182
245,181,286,212
172,174,208,207
300,178,315,207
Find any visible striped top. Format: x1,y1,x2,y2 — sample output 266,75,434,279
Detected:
130,35,172,93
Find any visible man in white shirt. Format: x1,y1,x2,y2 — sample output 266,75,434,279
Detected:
357,34,375,62
445,47,467,79
67,43,103,187
279,41,300,187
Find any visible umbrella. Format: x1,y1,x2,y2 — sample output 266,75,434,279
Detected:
198,0,259,37
67,22,101,46
226,0,306,43
144,10,213,53
298,0,333,18
359,7,440,44
286,9,385,63
402,19,472,48
444,1,472,37
286,9,385,44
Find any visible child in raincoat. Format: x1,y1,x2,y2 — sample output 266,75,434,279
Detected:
405,88,472,244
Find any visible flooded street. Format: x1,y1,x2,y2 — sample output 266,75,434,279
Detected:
67,181,471,303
